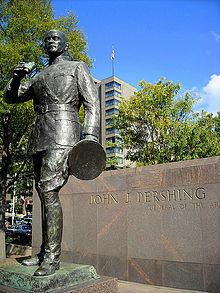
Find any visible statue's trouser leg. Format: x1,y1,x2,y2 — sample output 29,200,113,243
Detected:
22,149,69,273
22,155,46,266
33,193,64,275
34,149,69,276
42,190,63,264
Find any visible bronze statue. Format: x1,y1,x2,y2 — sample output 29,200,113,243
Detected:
4,29,100,276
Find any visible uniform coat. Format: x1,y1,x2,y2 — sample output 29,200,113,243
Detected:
4,56,100,156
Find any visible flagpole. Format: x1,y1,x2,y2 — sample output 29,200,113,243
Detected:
111,45,115,76
112,58,114,76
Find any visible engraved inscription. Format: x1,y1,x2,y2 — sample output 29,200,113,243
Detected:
136,187,205,203
90,194,118,205
89,187,219,212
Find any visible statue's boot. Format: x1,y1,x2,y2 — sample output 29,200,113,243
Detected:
22,245,45,266
22,192,46,266
34,190,63,276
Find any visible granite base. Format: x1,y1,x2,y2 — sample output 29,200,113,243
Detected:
0,262,117,293
0,276,118,293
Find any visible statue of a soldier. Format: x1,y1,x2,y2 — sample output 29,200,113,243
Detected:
4,30,100,276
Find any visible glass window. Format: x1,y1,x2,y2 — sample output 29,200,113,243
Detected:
118,157,123,164
115,137,122,143
105,90,121,98
105,99,120,107
105,81,121,90
105,118,112,126
106,147,123,154
105,108,119,116
106,148,114,154
106,137,121,143
106,137,114,143
106,128,119,135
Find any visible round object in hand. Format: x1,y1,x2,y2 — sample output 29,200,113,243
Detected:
68,139,106,180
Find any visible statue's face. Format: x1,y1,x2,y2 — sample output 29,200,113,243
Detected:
44,30,68,56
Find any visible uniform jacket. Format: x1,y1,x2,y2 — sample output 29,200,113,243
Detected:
4,56,100,156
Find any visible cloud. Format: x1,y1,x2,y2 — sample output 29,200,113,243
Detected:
211,31,220,42
197,74,220,115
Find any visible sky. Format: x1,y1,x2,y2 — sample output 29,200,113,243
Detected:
52,0,220,115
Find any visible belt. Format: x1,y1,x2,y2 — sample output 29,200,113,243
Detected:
35,104,76,114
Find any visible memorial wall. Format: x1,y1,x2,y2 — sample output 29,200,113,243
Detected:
32,156,220,292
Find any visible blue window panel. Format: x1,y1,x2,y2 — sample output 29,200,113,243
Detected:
106,128,114,135
106,128,119,135
105,99,120,107
106,137,114,143
118,157,123,164
105,118,112,125
105,90,121,98
106,147,123,154
106,136,121,143
105,81,121,90
106,148,114,154
115,137,122,143
117,147,123,154
105,108,119,116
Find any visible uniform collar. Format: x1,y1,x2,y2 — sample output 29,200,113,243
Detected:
49,55,69,65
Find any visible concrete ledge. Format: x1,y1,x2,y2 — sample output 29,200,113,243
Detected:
118,280,207,293
6,243,32,257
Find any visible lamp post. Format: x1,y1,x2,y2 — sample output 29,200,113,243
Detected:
12,173,17,226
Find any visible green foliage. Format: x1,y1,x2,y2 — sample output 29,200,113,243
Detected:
214,111,220,137
0,0,93,222
78,104,85,130
0,0,92,80
56,12,93,66
113,78,220,166
106,156,120,170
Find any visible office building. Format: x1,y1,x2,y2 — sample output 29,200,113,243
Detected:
94,76,137,169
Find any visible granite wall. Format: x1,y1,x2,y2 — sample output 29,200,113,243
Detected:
32,156,220,292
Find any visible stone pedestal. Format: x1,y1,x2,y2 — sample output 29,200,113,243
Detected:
32,156,220,292
0,262,117,293
0,230,5,263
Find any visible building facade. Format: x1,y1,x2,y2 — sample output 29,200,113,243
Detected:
94,76,136,169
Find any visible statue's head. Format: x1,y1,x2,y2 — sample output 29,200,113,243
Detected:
44,29,69,57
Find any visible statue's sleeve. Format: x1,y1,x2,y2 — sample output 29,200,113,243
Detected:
76,62,100,139
4,78,33,104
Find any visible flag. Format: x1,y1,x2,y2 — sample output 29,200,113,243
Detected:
111,47,114,60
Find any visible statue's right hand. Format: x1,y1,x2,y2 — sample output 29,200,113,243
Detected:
13,62,35,79
13,62,27,79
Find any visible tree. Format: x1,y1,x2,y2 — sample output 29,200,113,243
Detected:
0,0,93,231
214,111,220,137
106,156,120,170
113,78,220,166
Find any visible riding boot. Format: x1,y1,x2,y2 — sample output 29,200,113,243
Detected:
34,190,63,276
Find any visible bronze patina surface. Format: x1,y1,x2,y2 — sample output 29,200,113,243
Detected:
68,139,106,180
4,29,103,277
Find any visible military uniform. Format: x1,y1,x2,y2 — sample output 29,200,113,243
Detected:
4,55,100,275
5,55,100,191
